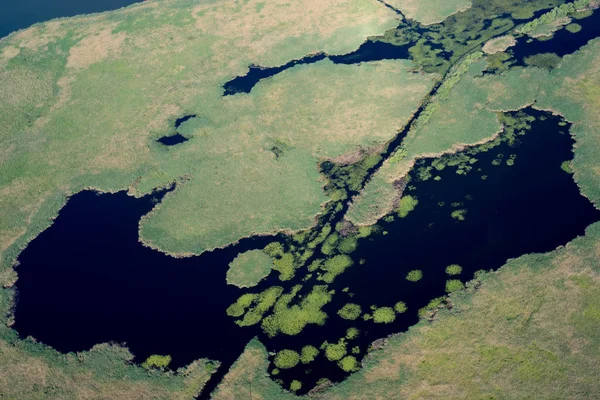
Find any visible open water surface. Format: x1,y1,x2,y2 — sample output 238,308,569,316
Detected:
13,109,600,395
1,0,141,39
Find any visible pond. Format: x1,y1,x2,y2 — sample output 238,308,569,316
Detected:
13,108,600,395
0,0,141,39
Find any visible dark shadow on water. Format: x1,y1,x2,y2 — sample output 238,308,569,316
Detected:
13,109,600,396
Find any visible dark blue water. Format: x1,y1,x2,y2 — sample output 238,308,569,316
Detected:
13,109,600,396
510,9,600,66
1,0,141,39
222,40,411,96
157,133,189,146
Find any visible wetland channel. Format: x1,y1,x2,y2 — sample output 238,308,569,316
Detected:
11,7,600,397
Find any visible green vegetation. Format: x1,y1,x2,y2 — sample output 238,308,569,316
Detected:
300,345,319,364
482,35,517,54
215,224,600,399
338,355,360,372
338,303,362,320
446,279,465,293
261,285,332,336
0,329,218,400
394,301,408,313
323,339,348,361
396,195,419,217
517,0,592,35
524,53,562,70
372,307,397,324
141,354,172,370
445,264,463,275
406,269,423,282
561,161,574,174
290,380,302,392
274,349,300,369
566,22,582,32
451,209,467,221
319,255,354,283
228,286,283,326
226,249,273,288
346,327,360,339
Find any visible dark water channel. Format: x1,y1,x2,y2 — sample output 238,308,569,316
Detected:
510,9,600,66
222,40,412,96
13,109,600,395
0,0,141,39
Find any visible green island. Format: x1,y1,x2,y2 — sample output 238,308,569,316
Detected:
226,249,273,288
1,0,600,397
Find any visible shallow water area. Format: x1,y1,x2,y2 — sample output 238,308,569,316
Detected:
1,0,141,38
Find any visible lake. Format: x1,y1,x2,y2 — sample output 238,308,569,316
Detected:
1,0,141,39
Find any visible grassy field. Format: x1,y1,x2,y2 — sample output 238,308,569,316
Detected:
387,0,472,25
348,34,600,225
213,221,600,399
0,0,408,274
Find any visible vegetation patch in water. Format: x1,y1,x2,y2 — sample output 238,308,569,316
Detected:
446,264,463,275
141,354,172,370
274,349,300,369
406,269,423,282
338,303,362,320
372,307,397,324
300,345,319,364
226,249,273,288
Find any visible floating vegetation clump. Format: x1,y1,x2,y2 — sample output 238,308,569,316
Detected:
451,209,467,221
300,346,319,364
261,285,332,337
338,355,359,372
228,287,283,327
394,301,408,313
226,249,273,288
445,264,463,275
319,255,354,283
323,339,348,361
290,380,302,391
372,307,396,324
274,349,300,369
338,303,362,320
346,327,360,339
396,195,419,218
406,269,423,282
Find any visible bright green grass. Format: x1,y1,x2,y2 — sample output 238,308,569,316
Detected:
226,249,273,288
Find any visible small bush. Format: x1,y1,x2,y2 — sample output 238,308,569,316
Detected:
394,301,407,313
